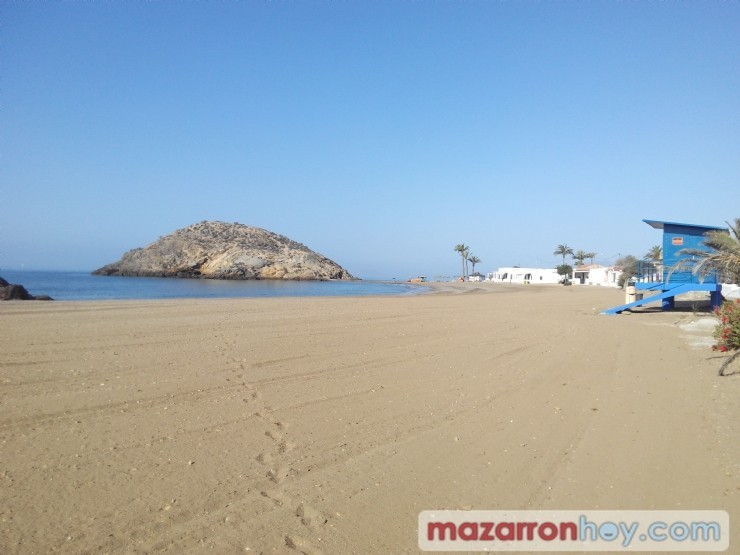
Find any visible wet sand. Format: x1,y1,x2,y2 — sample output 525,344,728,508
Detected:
1,284,738,553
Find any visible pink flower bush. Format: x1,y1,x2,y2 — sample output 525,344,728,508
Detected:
712,299,740,353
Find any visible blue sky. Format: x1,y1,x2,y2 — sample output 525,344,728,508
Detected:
2,2,739,279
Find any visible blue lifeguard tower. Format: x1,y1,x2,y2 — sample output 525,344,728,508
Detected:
602,219,726,315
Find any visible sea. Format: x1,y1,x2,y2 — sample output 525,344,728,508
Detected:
1,270,424,301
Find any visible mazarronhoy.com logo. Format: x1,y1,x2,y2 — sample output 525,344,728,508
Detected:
419,510,729,551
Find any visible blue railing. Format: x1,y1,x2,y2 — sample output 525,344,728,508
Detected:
636,260,660,283
637,259,719,284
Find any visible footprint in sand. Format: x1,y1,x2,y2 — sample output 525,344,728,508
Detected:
285,534,323,555
260,489,291,506
256,451,272,465
265,419,288,439
241,387,260,404
265,429,283,442
296,502,328,529
250,399,322,554
267,466,289,484
278,440,296,454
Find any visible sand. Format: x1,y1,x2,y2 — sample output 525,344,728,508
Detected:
1,284,738,553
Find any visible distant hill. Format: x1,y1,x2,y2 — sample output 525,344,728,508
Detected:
92,221,355,281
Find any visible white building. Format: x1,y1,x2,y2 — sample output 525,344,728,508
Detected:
487,267,561,285
572,265,621,287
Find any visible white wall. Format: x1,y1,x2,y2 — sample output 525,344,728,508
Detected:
575,266,621,287
487,267,561,284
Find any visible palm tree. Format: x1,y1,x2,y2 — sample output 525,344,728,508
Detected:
644,244,663,280
586,252,597,265
669,219,740,284
468,255,481,274
553,244,574,265
454,244,469,279
644,245,662,263
573,249,588,266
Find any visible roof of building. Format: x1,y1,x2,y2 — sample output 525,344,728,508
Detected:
643,219,726,232
574,264,604,271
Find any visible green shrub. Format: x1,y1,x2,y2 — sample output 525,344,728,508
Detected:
615,255,639,288
556,264,572,285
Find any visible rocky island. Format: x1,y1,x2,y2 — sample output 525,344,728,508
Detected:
92,221,355,281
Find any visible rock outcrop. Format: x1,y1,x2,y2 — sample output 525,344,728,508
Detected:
92,221,355,281
0,276,53,301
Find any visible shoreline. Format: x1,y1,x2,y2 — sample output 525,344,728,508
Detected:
0,271,427,302
1,286,737,552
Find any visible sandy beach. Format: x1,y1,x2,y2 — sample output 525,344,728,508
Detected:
1,284,738,553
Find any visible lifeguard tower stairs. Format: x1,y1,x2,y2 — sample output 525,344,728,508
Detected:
602,220,725,315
